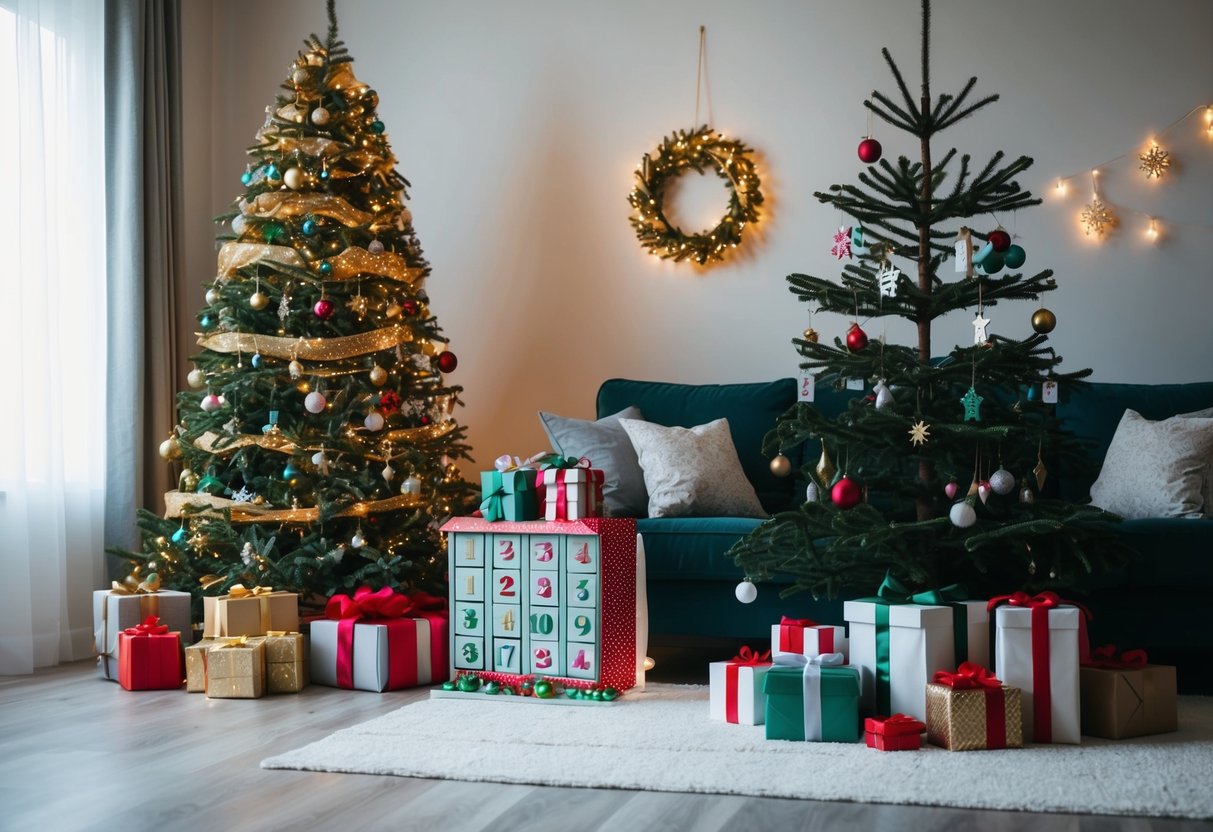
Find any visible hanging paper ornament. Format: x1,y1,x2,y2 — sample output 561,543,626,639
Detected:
264,164,280,183
949,501,978,528
249,290,269,310
830,226,853,260
200,393,222,412
815,439,837,486
806,481,820,503
878,264,901,297
283,167,305,190
1081,198,1114,236
944,480,959,500
987,229,1011,252
171,527,188,548
251,352,263,369
311,450,329,475
734,580,758,604
364,411,385,431
187,368,206,388
977,480,992,504
769,454,792,477
311,106,330,126
436,351,459,373
845,323,868,352
873,380,894,410
158,436,180,461
313,298,335,320
196,474,225,495
1003,244,1026,269
857,137,882,164
368,239,385,254
1031,308,1057,334
1034,457,1049,491
288,359,303,379
1138,144,1170,179
972,311,990,345
304,391,327,413
990,468,1016,495
831,476,862,509
369,365,388,386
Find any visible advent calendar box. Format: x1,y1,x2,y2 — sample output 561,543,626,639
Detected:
441,517,637,692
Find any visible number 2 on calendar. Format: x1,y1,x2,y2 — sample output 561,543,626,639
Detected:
498,574,516,597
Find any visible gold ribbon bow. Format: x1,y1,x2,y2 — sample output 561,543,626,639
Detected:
215,636,249,648
110,573,162,594
226,584,275,598
265,630,299,637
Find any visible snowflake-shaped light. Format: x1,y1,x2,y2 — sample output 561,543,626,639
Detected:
831,226,853,260
1138,144,1170,179
1081,198,1115,236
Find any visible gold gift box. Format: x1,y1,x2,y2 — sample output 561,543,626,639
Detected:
205,636,266,699
926,682,1024,751
1080,665,1177,739
203,590,299,638
185,638,217,693
265,631,308,694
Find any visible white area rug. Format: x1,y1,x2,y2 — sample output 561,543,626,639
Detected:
262,684,1213,819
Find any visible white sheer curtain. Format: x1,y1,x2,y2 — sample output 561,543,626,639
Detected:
0,0,108,674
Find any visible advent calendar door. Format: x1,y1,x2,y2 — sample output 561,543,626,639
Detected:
564,535,600,680
451,532,485,670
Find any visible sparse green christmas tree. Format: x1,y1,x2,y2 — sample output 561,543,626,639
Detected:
111,3,474,606
729,0,1124,600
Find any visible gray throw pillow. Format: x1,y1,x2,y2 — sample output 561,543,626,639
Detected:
538,406,648,517
1178,406,1213,515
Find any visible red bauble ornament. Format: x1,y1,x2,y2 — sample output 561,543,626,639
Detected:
846,323,869,353
857,137,883,164
402,300,420,316
436,351,458,373
831,476,862,510
313,298,335,319
988,229,1011,252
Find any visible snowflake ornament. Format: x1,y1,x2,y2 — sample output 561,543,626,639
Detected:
831,226,853,260
908,420,931,446
231,486,255,503
1138,144,1170,180
878,264,901,297
278,292,291,321
1081,199,1115,236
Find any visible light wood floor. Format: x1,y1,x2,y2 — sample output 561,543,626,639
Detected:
1,657,1205,832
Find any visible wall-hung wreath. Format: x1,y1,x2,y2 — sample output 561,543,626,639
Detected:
627,125,763,266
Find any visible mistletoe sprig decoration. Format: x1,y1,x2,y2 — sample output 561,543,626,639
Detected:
628,125,763,266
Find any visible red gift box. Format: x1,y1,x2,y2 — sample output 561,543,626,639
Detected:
118,616,183,691
864,713,925,751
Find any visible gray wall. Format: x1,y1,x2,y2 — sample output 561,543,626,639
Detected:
180,0,1213,470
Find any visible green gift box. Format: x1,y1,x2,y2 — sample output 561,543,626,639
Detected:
479,469,539,522
763,662,862,743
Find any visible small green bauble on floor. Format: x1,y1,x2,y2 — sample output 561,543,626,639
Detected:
533,679,554,699
484,681,500,695
602,687,620,701
456,675,481,693
440,681,455,691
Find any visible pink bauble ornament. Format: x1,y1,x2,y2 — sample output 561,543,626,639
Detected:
858,137,883,164
944,480,959,500
978,480,992,504
313,298,335,319
200,393,222,412
831,476,862,510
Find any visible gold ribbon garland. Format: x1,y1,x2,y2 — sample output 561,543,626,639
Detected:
164,491,428,523
320,246,424,284
197,325,428,361
216,242,306,278
241,192,373,227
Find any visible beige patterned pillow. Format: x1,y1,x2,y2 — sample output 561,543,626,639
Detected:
1090,409,1213,519
619,418,767,519
1179,406,1213,516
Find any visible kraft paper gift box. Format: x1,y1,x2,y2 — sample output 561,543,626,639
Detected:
994,603,1082,744
479,469,539,522
925,663,1024,751
311,615,447,692
117,619,183,691
205,636,266,699
771,616,848,662
185,638,217,693
264,631,308,694
843,600,955,721
93,587,192,682
537,467,604,521
202,588,299,638
709,648,773,725
864,714,926,751
1079,649,1177,739
763,654,861,743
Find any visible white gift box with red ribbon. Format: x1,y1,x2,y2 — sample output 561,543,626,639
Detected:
537,467,604,521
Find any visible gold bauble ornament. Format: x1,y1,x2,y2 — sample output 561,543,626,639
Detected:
283,167,305,190
803,327,819,343
814,439,836,486
769,454,792,477
1031,308,1057,334
249,290,269,310
187,368,206,388
159,436,181,460
369,365,388,386
253,495,266,505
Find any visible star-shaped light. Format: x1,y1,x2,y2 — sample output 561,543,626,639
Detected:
972,312,990,345
878,265,902,297
908,420,931,446
961,386,984,422
1139,144,1170,180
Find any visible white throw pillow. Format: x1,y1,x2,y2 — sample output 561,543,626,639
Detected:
1089,409,1213,519
619,418,767,519
1178,406,1213,516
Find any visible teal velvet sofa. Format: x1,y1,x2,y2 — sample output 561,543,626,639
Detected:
597,377,1213,692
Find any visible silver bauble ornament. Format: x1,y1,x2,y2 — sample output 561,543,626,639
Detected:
205,287,219,305
806,481,820,503
990,468,1016,495
1020,487,1036,504
350,532,365,549
304,391,327,413
401,476,421,495
158,436,180,460
291,67,309,86
364,411,385,431
874,379,894,411
311,106,330,126
231,215,247,235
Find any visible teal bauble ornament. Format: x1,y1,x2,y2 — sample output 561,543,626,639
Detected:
170,527,188,547
240,171,252,186
265,164,280,182
1003,244,1026,269
318,261,333,276
981,251,1004,274
370,120,385,134
200,314,214,330
302,219,318,236
282,463,300,483
319,169,329,181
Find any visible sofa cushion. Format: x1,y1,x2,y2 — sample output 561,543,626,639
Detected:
621,418,767,519
1089,409,1213,519
538,406,648,516
637,517,765,580
1117,518,1213,587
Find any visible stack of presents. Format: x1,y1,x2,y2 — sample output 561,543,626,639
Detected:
710,575,1178,748
89,452,609,699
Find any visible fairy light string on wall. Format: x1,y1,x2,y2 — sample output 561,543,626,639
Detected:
1051,104,1213,242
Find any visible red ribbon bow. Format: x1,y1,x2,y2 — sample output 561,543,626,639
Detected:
325,586,449,690
326,585,414,621
779,616,817,627
933,661,1003,689
879,713,927,735
729,646,772,666
1085,644,1149,669
123,615,168,637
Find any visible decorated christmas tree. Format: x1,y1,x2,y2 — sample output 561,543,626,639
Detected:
111,2,474,605
729,0,1124,600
